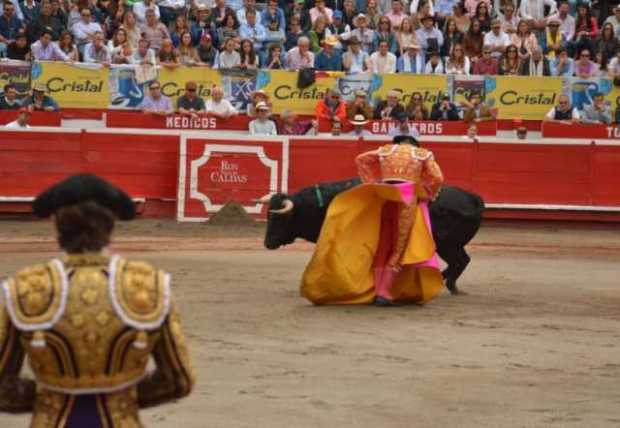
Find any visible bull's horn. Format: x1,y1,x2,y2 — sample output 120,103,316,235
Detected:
252,195,272,204
269,199,294,215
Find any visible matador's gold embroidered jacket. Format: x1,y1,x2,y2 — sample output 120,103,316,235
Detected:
0,253,195,428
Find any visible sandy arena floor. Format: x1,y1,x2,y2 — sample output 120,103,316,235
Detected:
0,219,619,428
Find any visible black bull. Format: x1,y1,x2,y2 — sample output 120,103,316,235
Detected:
262,178,485,294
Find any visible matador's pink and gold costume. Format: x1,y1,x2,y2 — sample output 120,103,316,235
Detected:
301,141,445,305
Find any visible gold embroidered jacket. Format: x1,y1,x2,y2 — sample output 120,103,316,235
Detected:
0,253,195,428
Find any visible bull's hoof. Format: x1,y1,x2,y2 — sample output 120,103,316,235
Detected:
374,296,399,307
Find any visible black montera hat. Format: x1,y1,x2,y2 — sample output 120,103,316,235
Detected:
393,135,419,146
33,174,135,220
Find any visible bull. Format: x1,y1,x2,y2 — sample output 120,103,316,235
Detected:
259,178,484,294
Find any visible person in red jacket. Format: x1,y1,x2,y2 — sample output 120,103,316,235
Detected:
315,88,347,130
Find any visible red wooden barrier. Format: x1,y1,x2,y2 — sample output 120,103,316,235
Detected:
541,121,620,140
0,111,62,126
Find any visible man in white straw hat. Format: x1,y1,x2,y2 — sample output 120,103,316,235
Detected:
249,101,278,135
396,43,426,73
374,89,405,120
348,114,372,137
340,13,375,52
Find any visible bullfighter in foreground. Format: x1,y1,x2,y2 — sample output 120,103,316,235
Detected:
301,136,445,306
0,174,194,427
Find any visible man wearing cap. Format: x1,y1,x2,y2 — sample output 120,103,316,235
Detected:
177,81,206,115
22,83,59,112
369,39,397,73
31,29,70,61
141,79,173,115
396,43,425,73
582,92,612,125
342,36,370,73
348,114,372,137
430,94,459,121
415,15,443,54
374,90,405,120
5,107,30,128
314,35,343,70
388,113,421,137
249,101,277,135
301,135,445,306
346,89,373,120
315,87,347,128
541,17,567,58
331,9,349,36
483,19,510,58
0,174,194,426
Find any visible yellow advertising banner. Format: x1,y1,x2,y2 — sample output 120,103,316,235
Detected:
492,76,563,120
375,73,448,110
258,70,339,115
158,66,221,106
31,61,109,108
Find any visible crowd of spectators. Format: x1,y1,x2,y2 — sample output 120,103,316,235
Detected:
0,0,616,79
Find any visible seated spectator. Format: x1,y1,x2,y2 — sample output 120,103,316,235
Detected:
285,36,314,70
607,49,620,82
574,48,598,78
369,39,397,73
415,15,443,55
249,102,277,135
396,17,416,56
84,31,112,64
133,0,160,25
550,47,574,76
261,0,285,32
388,113,420,138
0,83,20,110
141,8,170,52
158,0,186,27
397,43,425,73
446,43,471,74
31,29,70,61
442,17,463,58
315,88,347,128
197,33,218,66
473,45,499,75
483,19,510,59
385,0,406,29
430,94,459,121
216,37,241,68
373,16,397,55
237,0,256,27
140,80,173,115
72,7,103,54
595,23,618,65
7,32,30,60
177,81,205,115
205,86,238,119
285,17,304,51
22,83,59,112
128,37,156,64
29,1,63,42
111,42,134,64
247,90,271,117
5,107,30,129
158,38,180,67
348,114,372,138
404,91,429,120
452,2,470,34
424,50,446,74
169,15,190,47
286,0,311,33
519,0,556,32
498,3,518,34
581,92,611,125
278,109,317,135
346,90,373,120
264,43,283,68
616,102,620,125
121,12,141,50
177,30,202,66
542,18,567,58
217,12,241,48
472,1,491,33
510,20,538,61
604,5,620,38
239,38,259,69
309,0,333,26
463,18,484,62
544,94,579,122
308,15,332,53
109,28,129,54
365,0,381,30
461,91,493,123
239,9,265,54
191,6,214,44
314,35,342,71
340,14,375,53
573,3,598,56
212,0,234,29
56,30,79,61
49,0,66,29
333,8,351,36
374,90,405,120
20,0,39,26
264,15,285,51
499,44,521,75
519,47,551,76
0,1,23,56
342,36,370,73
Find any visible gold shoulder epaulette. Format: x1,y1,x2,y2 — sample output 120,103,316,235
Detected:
110,256,171,330
2,260,68,331
412,147,433,161
378,144,397,156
